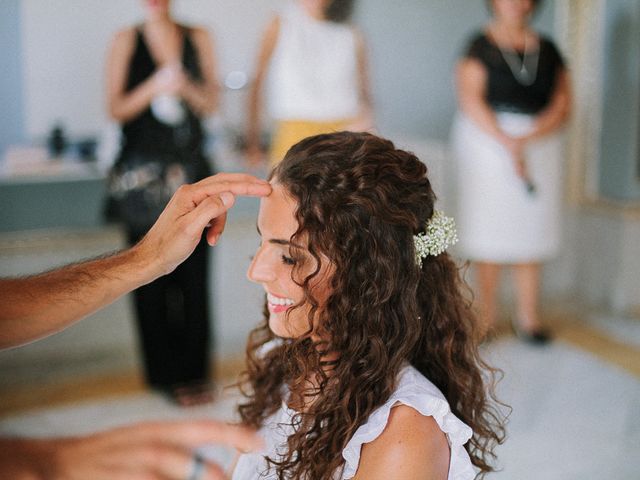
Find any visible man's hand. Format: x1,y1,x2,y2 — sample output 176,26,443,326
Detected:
135,173,271,279
1,420,263,480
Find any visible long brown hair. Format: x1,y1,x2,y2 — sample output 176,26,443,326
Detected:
237,132,505,479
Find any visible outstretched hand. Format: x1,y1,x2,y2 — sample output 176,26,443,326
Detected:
135,173,271,279
1,419,263,480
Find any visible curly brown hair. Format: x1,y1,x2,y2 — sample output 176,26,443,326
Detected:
237,131,505,479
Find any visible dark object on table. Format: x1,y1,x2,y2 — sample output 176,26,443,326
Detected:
47,124,67,157
76,138,98,161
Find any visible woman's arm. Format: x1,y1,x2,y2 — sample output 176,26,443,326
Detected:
456,57,511,145
457,57,529,170
522,68,572,142
106,28,158,123
179,27,220,116
246,16,280,163
351,405,450,480
349,28,374,131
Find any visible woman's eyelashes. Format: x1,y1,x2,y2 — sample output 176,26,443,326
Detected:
281,254,296,266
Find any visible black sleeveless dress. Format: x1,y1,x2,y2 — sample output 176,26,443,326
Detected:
110,25,212,235
112,25,212,390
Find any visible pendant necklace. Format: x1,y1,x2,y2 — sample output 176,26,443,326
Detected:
495,31,539,86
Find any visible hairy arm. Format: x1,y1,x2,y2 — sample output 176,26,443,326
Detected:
0,248,156,350
0,420,262,480
0,174,271,350
351,405,450,480
180,26,220,115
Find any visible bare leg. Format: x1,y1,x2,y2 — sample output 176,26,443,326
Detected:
475,262,502,337
513,262,541,332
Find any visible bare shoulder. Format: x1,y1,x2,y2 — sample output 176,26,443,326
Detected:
108,26,137,63
112,26,136,47
458,57,486,74
352,405,450,480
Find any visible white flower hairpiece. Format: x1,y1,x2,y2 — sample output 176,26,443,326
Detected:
414,210,458,265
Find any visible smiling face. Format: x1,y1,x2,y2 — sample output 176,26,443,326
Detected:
247,183,332,339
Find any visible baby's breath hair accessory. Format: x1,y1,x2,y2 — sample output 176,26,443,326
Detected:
414,210,458,265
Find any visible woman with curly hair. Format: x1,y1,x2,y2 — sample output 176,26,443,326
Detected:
232,131,505,479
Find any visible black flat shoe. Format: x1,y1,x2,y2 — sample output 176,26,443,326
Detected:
512,322,552,346
163,381,215,407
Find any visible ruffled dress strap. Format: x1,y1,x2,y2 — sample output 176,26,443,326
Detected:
340,365,476,480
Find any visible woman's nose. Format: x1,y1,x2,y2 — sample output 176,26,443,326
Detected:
247,247,275,284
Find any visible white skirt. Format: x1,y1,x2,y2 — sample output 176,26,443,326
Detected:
451,112,565,263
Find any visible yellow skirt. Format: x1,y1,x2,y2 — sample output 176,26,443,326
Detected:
269,119,351,166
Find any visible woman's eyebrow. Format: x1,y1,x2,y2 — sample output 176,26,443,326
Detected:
256,224,302,248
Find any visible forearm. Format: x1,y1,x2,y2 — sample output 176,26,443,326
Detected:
460,98,511,144
524,70,571,142
355,32,373,117
181,79,218,116
247,18,277,152
246,83,263,150
525,101,570,142
108,78,156,123
0,245,160,349
0,438,53,480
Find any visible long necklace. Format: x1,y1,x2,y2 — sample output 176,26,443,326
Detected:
495,31,540,86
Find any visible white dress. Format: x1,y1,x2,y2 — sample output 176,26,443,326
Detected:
267,1,360,122
452,112,565,263
232,365,475,480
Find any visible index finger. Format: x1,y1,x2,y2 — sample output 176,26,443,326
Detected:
189,174,272,206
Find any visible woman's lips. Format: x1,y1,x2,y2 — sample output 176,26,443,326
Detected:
267,292,294,313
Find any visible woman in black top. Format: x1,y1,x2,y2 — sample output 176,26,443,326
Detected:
452,0,571,344
106,0,219,404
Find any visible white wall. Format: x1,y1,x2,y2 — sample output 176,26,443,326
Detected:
21,0,285,139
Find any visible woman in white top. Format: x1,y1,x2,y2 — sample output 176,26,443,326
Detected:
246,0,373,166
232,132,504,479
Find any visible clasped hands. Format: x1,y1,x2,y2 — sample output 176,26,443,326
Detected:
152,62,189,97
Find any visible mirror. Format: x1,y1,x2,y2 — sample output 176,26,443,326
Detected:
558,0,640,208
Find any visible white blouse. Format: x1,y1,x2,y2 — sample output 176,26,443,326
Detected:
232,364,476,480
266,1,361,121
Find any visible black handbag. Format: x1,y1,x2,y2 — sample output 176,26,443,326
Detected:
106,151,199,232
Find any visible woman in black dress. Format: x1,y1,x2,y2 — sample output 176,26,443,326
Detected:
106,0,219,405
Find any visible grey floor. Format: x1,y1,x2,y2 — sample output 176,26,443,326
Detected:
1,332,638,479
0,222,639,479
